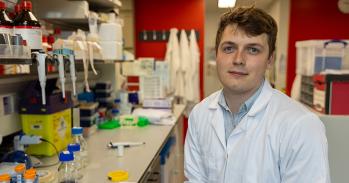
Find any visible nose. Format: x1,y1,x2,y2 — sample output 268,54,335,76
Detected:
232,49,245,65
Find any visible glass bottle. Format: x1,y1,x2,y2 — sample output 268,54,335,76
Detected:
13,0,42,51
58,151,76,183
0,1,13,34
72,127,88,167
67,143,83,180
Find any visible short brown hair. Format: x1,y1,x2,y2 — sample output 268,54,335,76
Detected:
215,6,278,57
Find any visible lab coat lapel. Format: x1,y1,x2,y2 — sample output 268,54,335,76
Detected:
209,91,227,150
247,80,273,117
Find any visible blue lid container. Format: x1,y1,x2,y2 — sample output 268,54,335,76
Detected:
67,143,81,152
59,151,74,162
72,127,83,135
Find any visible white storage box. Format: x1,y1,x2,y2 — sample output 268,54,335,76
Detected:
99,22,123,42
296,40,349,76
99,41,123,60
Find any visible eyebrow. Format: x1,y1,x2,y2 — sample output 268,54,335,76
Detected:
220,41,264,48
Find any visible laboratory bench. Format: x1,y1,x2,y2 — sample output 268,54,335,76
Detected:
40,104,186,183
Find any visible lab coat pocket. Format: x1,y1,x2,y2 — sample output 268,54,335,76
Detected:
204,152,224,182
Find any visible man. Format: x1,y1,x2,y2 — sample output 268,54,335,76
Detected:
184,6,330,183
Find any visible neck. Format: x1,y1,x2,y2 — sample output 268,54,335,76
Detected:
223,80,263,113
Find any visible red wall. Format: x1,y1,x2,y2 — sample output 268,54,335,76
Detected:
286,0,349,95
134,0,205,99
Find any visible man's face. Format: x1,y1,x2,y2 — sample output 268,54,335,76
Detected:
216,24,273,95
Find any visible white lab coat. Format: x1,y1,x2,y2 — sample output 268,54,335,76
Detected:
165,28,182,96
184,80,330,183
180,30,190,99
188,29,200,102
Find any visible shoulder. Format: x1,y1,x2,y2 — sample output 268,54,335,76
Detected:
191,90,221,114
188,90,221,125
268,89,326,141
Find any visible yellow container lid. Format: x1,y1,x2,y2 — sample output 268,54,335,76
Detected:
15,164,25,173
24,172,36,180
107,170,128,182
0,173,11,181
25,168,37,175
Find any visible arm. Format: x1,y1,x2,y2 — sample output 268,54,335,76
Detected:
280,114,331,183
184,110,207,182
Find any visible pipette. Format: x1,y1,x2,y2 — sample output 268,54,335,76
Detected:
57,53,66,99
69,53,77,96
33,52,47,105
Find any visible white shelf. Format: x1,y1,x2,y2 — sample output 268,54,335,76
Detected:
0,70,98,85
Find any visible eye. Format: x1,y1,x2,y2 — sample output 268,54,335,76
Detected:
222,46,235,54
247,47,260,55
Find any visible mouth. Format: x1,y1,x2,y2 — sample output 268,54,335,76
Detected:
227,70,248,76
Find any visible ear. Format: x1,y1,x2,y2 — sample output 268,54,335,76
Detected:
267,51,275,69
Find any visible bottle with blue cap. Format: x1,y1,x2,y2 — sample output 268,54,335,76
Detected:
58,151,76,183
111,109,120,120
71,127,88,167
67,143,83,180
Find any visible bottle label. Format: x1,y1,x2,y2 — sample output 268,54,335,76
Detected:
13,26,42,50
16,174,22,183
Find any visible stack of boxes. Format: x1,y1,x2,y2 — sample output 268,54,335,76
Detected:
295,40,349,110
98,18,123,60
95,81,114,108
79,102,99,129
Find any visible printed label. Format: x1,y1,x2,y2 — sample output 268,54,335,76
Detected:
13,26,42,50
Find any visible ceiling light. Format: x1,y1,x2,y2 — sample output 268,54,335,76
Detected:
218,0,237,8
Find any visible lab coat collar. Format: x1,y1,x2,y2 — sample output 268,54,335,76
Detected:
208,79,273,114
247,80,273,117
207,80,273,149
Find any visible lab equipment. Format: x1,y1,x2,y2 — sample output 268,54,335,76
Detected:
20,81,73,156
313,73,349,114
0,173,11,183
0,1,12,35
119,115,138,126
23,171,35,183
67,144,82,180
13,0,42,51
52,39,77,97
296,40,348,76
56,53,66,99
108,142,145,148
14,164,25,183
1,135,42,168
71,127,88,167
97,119,120,130
32,52,47,105
58,151,76,183
107,170,128,182
108,142,145,157
142,98,173,109
24,168,38,183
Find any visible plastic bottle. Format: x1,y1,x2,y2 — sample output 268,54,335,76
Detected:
13,0,42,51
23,172,35,183
0,1,13,34
24,168,38,183
0,173,11,183
67,143,82,180
14,164,26,183
58,151,76,183
71,127,88,168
